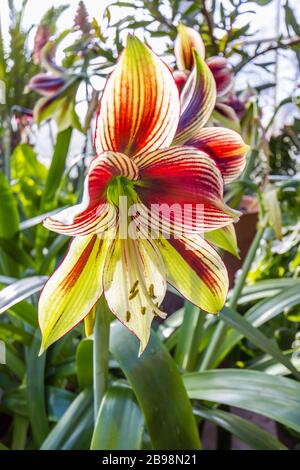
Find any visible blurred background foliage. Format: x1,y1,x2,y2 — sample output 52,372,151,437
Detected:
0,0,300,451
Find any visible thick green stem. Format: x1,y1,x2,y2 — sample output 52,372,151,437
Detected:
175,303,206,371
93,298,110,422
199,221,266,371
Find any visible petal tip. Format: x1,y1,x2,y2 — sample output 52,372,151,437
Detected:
38,342,46,356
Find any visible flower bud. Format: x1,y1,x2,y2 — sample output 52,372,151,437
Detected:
174,24,205,71
27,74,66,96
207,56,233,97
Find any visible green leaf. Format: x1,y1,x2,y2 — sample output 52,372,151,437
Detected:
11,144,47,181
175,302,205,371
0,20,7,81
252,0,273,5
184,369,300,432
40,388,93,450
7,300,37,327
236,278,299,305
0,276,47,314
0,237,36,269
76,338,93,389
2,385,74,422
0,443,9,450
220,307,300,380
40,127,72,210
215,282,300,366
26,331,49,446
250,351,300,376
110,322,201,450
39,234,68,274
0,172,19,238
4,348,25,379
195,408,286,450
91,385,144,450
46,386,75,422
0,323,32,345
263,187,282,239
11,415,28,450
0,275,16,285
284,2,300,36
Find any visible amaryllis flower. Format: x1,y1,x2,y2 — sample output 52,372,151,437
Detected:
173,24,244,125
38,36,247,354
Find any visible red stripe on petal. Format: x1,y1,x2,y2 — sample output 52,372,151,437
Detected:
186,127,248,183
95,36,180,157
135,146,239,234
44,152,138,236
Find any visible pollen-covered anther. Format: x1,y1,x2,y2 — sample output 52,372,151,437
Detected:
148,284,156,299
129,280,139,294
128,288,139,300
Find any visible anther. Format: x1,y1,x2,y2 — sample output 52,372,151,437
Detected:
148,284,156,299
129,280,139,294
140,307,146,315
126,311,131,322
129,289,139,300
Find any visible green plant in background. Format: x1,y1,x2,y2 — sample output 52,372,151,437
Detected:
0,0,300,451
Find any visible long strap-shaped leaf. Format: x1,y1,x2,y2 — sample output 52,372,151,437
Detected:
220,307,300,379
91,385,144,450
110,322,201,450
40,388,93,450
212,282,300,367
26,332,49,447
0,276,47,314
194,408,286,450
184,369,300,433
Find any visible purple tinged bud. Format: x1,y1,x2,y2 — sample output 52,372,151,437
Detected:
207,56,233,98
27,74,65,96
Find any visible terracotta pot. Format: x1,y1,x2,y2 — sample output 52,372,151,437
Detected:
224,196,259,287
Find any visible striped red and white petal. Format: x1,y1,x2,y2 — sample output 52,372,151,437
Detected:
174,24,205,71
39,233,111,352
157,234,228,313
134,146,240,234
43,152,139,236
103,232,167,354
186,127,248,184
94,36,180,157
173,51,216,145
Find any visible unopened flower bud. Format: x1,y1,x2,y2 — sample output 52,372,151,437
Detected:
174,24,205,71
27,74,66,96
207,56,233,97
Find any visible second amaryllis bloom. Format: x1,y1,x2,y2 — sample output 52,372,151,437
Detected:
174,24,244,124
38,36,247,354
